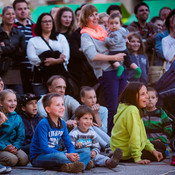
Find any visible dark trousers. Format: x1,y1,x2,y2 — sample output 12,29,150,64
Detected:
98,69,127,136
121,141,166,162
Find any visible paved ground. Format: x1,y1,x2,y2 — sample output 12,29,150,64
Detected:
8,154,175,175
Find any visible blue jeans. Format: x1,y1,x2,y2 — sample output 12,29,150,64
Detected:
98,69,127,136
31,148,91,170
92,126,110,149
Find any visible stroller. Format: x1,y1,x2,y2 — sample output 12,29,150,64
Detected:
155,61,175,151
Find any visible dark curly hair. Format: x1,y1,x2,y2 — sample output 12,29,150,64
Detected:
34,13,58,40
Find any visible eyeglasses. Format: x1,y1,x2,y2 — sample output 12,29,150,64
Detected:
41,20,53,24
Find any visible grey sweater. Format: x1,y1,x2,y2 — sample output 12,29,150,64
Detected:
105,27,129,51
81,33,112,79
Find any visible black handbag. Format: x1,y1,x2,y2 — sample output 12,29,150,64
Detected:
32,37,79,98
32,37,68,84
0,55,11,76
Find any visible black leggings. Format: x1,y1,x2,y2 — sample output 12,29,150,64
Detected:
141,141,166,161
121,141,166,162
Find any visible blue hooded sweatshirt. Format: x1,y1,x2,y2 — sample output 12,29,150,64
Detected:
0,111,25,150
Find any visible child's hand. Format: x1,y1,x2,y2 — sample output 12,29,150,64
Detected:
92,122,99,127
91,151,97,158
66,120,77,131
4,145,12,152
0,112,7,126
66,153,79,162
4,144,17,154
10,147,18,155
91,104,100,114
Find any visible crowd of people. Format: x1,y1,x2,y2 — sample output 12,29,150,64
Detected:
0,0,174,173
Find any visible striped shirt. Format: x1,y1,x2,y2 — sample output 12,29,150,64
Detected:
14,18,34,45
69,126,100,153
143,108,172,144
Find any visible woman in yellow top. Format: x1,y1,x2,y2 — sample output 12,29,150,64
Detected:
110,82,165,164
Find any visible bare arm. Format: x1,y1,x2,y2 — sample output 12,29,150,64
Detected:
92,104,102,127
44,57,64,66
93,52,126,62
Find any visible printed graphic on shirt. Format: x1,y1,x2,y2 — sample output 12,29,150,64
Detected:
48,130,63,148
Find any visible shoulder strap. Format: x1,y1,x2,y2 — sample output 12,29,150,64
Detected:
41,36,53,51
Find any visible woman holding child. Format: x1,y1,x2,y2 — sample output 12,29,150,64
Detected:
110,82,165,164
80,4,126,135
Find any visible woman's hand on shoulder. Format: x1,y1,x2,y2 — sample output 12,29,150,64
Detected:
136,159,150,164
113,53,126,62
152,150,163,162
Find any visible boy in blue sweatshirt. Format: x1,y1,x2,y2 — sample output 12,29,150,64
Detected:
29,92,91,173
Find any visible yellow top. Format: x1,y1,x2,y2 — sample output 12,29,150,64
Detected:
110,103,154,162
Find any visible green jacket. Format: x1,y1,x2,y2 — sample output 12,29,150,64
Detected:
110,103,154,162
0,111,25,150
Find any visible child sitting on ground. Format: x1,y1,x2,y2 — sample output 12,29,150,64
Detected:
29,92,91,173
0,89,28,167
69,105,122,169
19,93,42,154
80,86,112,156
80,86,107,133
144,87,172,144
143,87,172,159
0,112,12,174
105,13,142,78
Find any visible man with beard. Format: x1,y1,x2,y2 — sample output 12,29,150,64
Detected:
127,2,156,63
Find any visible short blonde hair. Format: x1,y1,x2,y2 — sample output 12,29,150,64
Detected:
0,89,16,102
79,4,98,28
